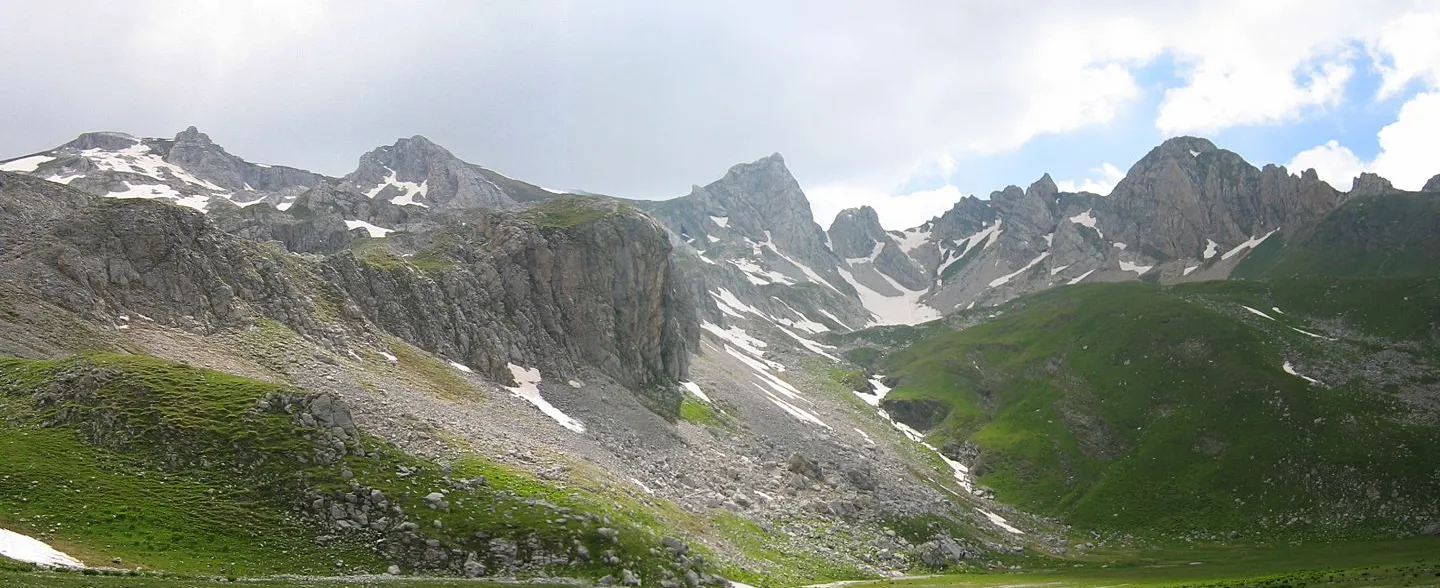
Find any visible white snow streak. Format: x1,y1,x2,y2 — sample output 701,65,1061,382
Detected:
989,252,1050,288
1203,239,1220,260
1220,229,1278,260
1242,306,1276,321
344,219,394,238
1067,268,1097,285
979,509,1024,535
1282,361,1322,385
449,361,473,373
1183,265,1200,276
680,381,712,403
709,215,729,228
505,363,585,433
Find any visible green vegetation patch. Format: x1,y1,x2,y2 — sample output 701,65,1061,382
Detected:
877,280,1440,539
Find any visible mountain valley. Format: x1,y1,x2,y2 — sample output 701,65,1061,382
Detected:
0,127,1437,588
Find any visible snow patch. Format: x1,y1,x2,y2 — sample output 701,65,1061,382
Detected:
1113,242,1127,250
379,351,398,363
105,182,210,211
1183,265,1200,276
898,227,932,253
701,322,776,367
366,167,429,207
836,266,941,326
1069,210,1102,238
0,155,55,172
1203,239,1220,260
728,258,795,286
1118,260,1153,276
504,363,585,433
0,527,84,569
449,361,473,373
80,144,227,192
680,381,712,403
711,288,763,318
1220,229,1278,260
343,219,395,238
709,215,729,228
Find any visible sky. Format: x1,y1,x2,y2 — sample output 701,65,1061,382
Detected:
1,0,1437,230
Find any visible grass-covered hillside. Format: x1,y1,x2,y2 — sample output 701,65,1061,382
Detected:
0,354,705,582
872,278,1440,540
1233,190,1440,279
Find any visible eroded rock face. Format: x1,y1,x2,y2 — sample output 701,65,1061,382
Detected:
0,176,695,413
1347,172,1396,198
828,206,928,291
1105,137,1339,260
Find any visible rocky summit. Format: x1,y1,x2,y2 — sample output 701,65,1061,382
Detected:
0,128,1437,587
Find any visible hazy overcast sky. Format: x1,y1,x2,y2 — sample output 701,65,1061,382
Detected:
2,1,1438,229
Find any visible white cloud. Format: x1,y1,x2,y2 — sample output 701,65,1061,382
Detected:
1055,162,1126,195
1288,92,1440,191
1287,140,1367,190
1371,91,1440,188
1372,9,1440,99
1157,59,1352,134
809,183,966,232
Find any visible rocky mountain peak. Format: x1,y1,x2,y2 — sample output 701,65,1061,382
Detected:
1028,173,1059,199
1350,172,1395,197
173,126,214,147
1424,174,1440,192
827,206,888,259
1157,135,1219,158
62,131,140,152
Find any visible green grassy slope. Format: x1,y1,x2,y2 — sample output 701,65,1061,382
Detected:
0,354,687,580
877,279,1440,539
1233,191,1440,278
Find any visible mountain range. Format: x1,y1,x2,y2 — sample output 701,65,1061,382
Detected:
1,127,1437,585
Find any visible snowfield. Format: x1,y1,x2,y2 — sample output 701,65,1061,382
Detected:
0,527,84,568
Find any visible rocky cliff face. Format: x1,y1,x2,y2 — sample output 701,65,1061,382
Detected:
1104,137,1338,260
0,173,694,413
159,126,328,194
